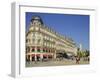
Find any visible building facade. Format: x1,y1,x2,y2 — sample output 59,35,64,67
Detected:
26,16,77,62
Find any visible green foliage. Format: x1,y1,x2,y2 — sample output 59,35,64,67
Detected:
77,49,90,57
84,50,90,57
77,51,83,57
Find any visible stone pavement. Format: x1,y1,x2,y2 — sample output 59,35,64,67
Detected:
26,58,89,67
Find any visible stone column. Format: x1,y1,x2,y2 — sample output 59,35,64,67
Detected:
34,54,37,62
30,47,32,53
29,55,32,62
54,50,56,59
28,46,32,62
34,47,37,62
40,47,43,61
46,54,48,60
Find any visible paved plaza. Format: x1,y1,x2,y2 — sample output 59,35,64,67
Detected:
26,58,89,67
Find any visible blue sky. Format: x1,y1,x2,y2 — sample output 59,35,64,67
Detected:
26,12,89,50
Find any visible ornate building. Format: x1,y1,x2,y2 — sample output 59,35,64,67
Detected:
26,16,77,62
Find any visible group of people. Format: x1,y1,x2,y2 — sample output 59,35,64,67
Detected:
75,56,80,64
75,56,90,64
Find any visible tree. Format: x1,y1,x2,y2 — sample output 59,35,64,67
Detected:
85,50,90,57
77,48,85,58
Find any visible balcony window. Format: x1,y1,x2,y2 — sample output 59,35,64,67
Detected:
49,50,50,53
32,39,35,44
46,49,48,52
26,39,28,43
26,47,30,53
43,49,45,52
37,48,40,52
38,39,41,44
32,48,35,52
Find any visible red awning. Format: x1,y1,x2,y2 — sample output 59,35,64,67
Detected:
43,54,48,57
48,55,52,57
36,54,40,57
32,54,41,57
31,54,35,57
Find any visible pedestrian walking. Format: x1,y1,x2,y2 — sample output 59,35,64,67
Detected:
76,56,80,64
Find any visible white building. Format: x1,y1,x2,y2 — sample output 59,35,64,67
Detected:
26,16,77,62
